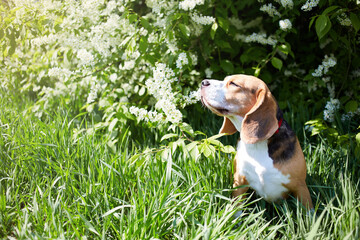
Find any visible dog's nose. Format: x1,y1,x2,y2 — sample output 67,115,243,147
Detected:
201,80,210,88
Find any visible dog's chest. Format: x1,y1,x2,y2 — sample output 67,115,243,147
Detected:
236,140,290,201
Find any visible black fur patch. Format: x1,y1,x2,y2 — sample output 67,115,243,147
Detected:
267,106,296,164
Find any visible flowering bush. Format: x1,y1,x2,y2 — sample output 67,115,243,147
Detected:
0,0,359,149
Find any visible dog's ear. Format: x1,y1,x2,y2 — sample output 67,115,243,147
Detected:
219,117,238,135
241,88,278,144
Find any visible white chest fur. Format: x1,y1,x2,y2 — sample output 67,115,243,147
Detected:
236,140,290,202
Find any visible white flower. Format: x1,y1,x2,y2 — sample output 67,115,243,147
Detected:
48,67,74,81
143,63,183,123
77,49,94,66
312,55,337,77
280,0,293,9
237,33,277,46
327,82,335,99
301,0,320,12
176,53,189,69
260,3,281,17
31,34,57,47
337,13,352,27
179,0,204,11
284,70,292,76
121,60,136,70
205,68,213,78
323,98,340,122
182,90,200,106
279,19,292,31
191,13,215,25
190,53,198,66
129,106,164,122
109,73,117,83
351,68,360,78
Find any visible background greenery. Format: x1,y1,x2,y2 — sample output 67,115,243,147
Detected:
1,0,360,239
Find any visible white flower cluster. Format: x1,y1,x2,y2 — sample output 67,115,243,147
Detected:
327,82,335,99
87,81,102,104
48,67,74,81
191,13,215,25
229,17,263,30
279,0,294,9
351,68,360,78
77,49,95,66
129,106,164,122
236,33,277,46
205,68,213,78
176,53,189,69
134,63,183,123
260,4,281,17
337,13,352,27
182,90,200,106
109,73,117,83
341,108,360,122
301,0,320,12
156,99,183,123
31,34,57,47
312,55,337,77
279,19,292,31
179,0,204,11
323,98,340,122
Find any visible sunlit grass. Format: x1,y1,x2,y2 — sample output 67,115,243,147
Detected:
0,97,359,239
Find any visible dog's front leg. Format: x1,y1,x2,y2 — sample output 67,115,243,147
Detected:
232,158,249,220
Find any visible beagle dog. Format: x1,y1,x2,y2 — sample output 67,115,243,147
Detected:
200,74,313,210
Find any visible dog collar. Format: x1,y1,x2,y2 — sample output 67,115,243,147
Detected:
275,118,283,134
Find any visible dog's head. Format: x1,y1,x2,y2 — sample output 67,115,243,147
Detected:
200,74,278,144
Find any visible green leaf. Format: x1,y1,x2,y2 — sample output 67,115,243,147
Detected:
189,145,200,160
278,43,294,58
179,122,194,137
345,100,358,113
278,44,289,55
356,133,360,145
220,60,234,73
350,13,360,33
217,40,231,49
211,22,218,40
309,16,316,30
207,138,223,147
7,31,16,56
201,144,215,158
221,145,236,154
315,15,331,40
186,141,198,151
218,17,229,32
0,29,4,40
141,18,152,31
271,57,283,70
108,118,118,132
139,37,148,53
322,6,339,16
161,133,178,142
129,13,138,23
179,24,190,39
208,133,226,140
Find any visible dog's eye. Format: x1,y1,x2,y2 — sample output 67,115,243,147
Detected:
230,82,241,88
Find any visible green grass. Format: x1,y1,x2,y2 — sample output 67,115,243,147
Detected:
0,98,359,239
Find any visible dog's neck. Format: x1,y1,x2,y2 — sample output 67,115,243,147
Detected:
227,115,244,133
